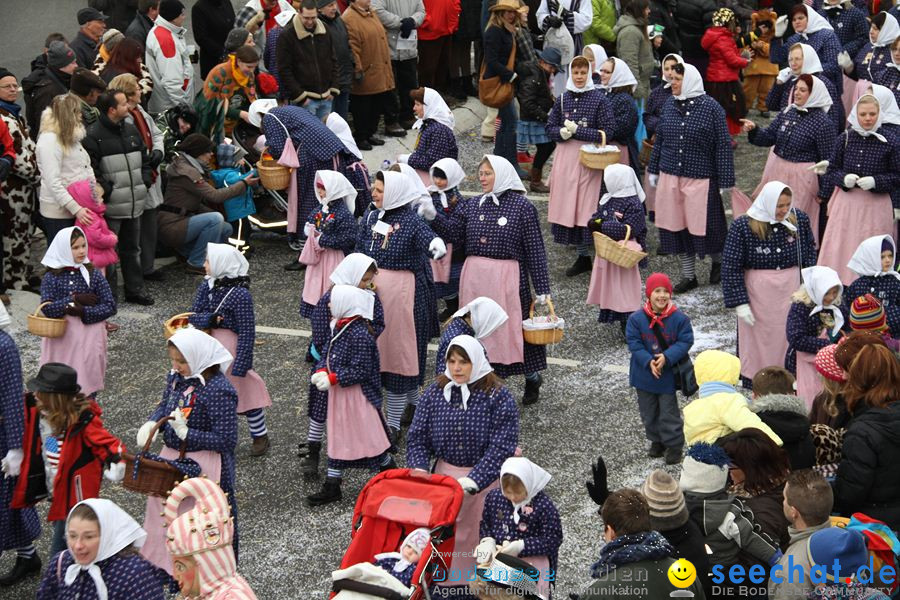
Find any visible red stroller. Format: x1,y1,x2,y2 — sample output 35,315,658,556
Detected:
331,469,464,600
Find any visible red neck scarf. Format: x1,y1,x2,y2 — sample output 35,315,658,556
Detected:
643,300,677,329
130,108,152,151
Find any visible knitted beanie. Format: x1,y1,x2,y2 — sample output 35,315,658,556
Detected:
225,28,252,54
849,294,887,332
679,443,730,494
178,133,215,157
159,0,185,22
641,469,689,531
814,344,846,383
47,41,76,71
646,272,673,297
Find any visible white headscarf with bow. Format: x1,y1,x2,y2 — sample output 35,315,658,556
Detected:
330,253,377,286
478,155,525,206
42,226,91,285
428,158,466,209
500,457,552,524
373,528,431,573
798,5,834,36
205,243,249,288
168,328,234,384
600,57,638,94
414,87,455,130
848,94,887,142
442,335,493,410
329,284,375,331
600,163,645,205
802,266,844,335
747,181,797,232
565,56,595,92
380,170,419,211
847,235,900,280
674,63,705,100
451,297,509,339
326,112,362,160
874,12,900,47
315,169,358,214
64,498,147,600
787,75,833,113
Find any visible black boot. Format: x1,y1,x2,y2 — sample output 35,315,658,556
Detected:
306,477,342,506
0,554,42,587
673,277,698,294
566,255,592,277
708,261,722,285
400,403,416,427
380,456,398,472
664,446,683,465
438,296,460,322
522,375,543,406
647,441,665,458
619,319,627,339
298,441,321,479
389,426,401,447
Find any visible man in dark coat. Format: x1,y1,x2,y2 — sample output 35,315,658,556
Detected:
673,0,716,73
89,0,139,32
192,0,237,78
319,0,356,118
21,42,78,136
125,0,160,47
71,7,109,69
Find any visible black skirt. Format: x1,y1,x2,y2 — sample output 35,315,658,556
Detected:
705,80,748,122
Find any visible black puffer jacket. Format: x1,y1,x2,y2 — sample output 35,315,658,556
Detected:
515,61,554,122
834,401,900,531
674,0,716,57
750,394,816,470
81,114,151,220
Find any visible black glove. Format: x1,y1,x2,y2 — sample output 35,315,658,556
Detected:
585,455,610,507
544,15,563,28
559,7,572,20
64,303,85,317
400,17,416,38
587,218,603,233
72,292,99,306
0,157,11,182
149,149,164,170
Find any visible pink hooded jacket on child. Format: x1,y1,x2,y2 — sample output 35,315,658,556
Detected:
67,180,119,269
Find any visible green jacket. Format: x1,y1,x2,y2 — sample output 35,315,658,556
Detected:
614,14,655,100
577,557,707,600
582,0,616,46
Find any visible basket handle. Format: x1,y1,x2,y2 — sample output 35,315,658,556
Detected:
621,224,632,244
528,298,558,321
144,416,187,459
599,129,606,147
33,301,52,317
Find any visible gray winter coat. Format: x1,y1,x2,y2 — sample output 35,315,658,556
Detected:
371,0,426,61
81,115,151,220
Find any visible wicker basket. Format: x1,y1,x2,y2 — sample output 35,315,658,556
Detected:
639,138,653,167
27,302,67,338
522,299,565,346
592,225,648,269
579,131,621,170
257,159,292,190
164,313,195,339
122,416,188,497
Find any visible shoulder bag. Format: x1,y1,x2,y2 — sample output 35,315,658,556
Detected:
479,36,517,108
649,321,698,397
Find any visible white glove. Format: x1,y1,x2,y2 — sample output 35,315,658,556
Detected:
303,221,315,237
103,460,125,482
499,539,525,557
719,188,731,197
776,67,792,84
559,127,573,140
857,176,875,191
417,201,437,221
775,15,788,37
648,173,659,188
457,476,478,494
736,303,756,326
838,51,854,73
311,371,332,391
535,294,549,305
474,537,497,565
169,409,189,441
1,449,24,478
808,160,829,175
843,173,859,188
429,237,447,259
563,119,578,133
397,153,410,164
894,208,900,221
136,420,157,447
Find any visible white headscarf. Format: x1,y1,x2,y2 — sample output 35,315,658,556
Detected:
275,7,297,27
870,83,900,125
64,498,147,600
661,53,685,86
0,303,9,332
379,170,419,211
168,328,234,384
451,297,509,339
42,226,91,285
747,181,797,232
373,528,431,573
500,457,552,524
874,12,900,47
799,5,834,36
397,163,431,205
478,155,525,206
315,169,358,214
442,335,493,410
326,113,362,160
205,243,249,288
600,163,645,205
428,158,466,209
801,266,844,335
247,98,277,128
600,57,638,94
791,43,824,74
847,94,887,142
847,235,900,280
329,284,375,331
330,253,377,286
673,63,705,100
565,56,595,92
413,87,455,130
584,44,608,74
787,75,833,113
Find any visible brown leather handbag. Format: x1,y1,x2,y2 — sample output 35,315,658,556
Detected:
478,38,518,108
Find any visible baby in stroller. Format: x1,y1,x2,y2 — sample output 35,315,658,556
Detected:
372,528,431,587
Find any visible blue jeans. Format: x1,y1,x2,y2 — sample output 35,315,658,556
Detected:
181,212,232,267
304,98,333,120
493,101,520,174
332,89,350,119
51,520,66,557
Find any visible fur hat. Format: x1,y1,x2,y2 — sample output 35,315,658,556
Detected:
679,443,730,494
646,272,673,297
849,294,887,332
815,344,846,383
70,67,107,96
177,133,215,157
641,469,689,531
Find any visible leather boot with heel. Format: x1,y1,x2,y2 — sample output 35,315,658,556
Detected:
307,477,342,506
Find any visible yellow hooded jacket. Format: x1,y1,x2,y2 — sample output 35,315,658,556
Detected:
683,350,783,445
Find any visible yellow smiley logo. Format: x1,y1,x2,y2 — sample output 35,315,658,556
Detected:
667,558,697,589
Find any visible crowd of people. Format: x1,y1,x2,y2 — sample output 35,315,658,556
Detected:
0,0,900,598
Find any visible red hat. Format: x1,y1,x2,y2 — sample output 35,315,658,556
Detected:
646,272,673,297
815,344,846,383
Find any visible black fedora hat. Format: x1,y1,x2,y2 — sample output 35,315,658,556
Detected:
27,363,81,394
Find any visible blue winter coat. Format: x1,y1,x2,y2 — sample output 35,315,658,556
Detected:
626,307,694,395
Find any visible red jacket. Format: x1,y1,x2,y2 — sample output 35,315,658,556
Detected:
419,0,460,40
0,119,15,194
701,26,749,82
12,396,124,521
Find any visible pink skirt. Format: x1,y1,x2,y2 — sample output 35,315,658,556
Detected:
40,315,107,397
141,447,221,573
738,268,800,380
796,343,825,410
818,187,893,285
374,268,419,376
547,140,604,229
842,74,857,118
459,257,523,365
210,329,272,413
327,383,390,460
655,174,710,236
431,243,453,284
586,257,642,313
301,234,344,307
434,460,500,587
851,78,873,108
